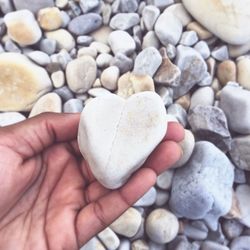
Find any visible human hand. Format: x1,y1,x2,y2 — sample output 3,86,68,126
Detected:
0,113,184,250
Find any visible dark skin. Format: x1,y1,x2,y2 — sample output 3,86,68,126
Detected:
0,113,184,250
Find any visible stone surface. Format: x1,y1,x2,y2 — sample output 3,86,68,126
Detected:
201,241,229,250
100,66,119,91
142,5,160,31
133,47,162,77
38,7,62,31
190,87,214,109
118,72,155,99
142,31,160,50
63,99,83,113
131,240,149,250
4,10,42,46
194,41,210,59
68,14,102,36
217,60,236,86
222,219,244,240
110,208,142,237
146,209,179,244
211,45,229,61
51,70,65,88
97,227,120,250
230,236,250,250
220,85,250,134
156,86,173,107
13,0,54,13
172,129,195,168
155,11,183,46
169,141,234,230
66,56,97,94
236,184,250,227
134,187,157,207
156,169,174,190
0,53,52,111
230,135,250,171
78,92,167,189
29,92,62,117
0,112,26,127
182,221,208,241
27,51,51,66
173,45,208,99
108,30,136,55
167,103,187,127
188,105,231,152
187,21,213,40
80,237,105,250
179,31,198,46
110,52,133,74
182,0,250,45
237,56,250,90
119,0,138,13
110,13,140,30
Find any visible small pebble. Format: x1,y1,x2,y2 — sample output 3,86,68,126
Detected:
222,219,244,240
110,13,140,30
142,31,160,49
100,66,119,91
79,0,100,13
13,0,54,13
77,47,97,58
63,99,83,113
88,87,111,98
97,227,120,250
110,52,133,73
155,189,169,206
211,45,229,61
134,187,157,207
142,5,160,31
217,60,237,86
51,70,65,88
167,103,187,127
194,41,210,59
53,86,74,102
156,169,174,190
187,21,213,40
156,86,173,107
96,53,113,68
175,93,191,110
28,51,51,66
183,220,208,241
201,241,229,250
40,38,57,55
179,31,198,46
80,237,105,250
119,0,138,13
190,87,214,109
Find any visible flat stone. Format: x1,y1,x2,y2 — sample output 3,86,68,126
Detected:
219,84,250,134
0,53,52,111
45,29,75,51
66,56,97,94
155,11,183,46
190,87,214,109
182,0,250,45
172,129,195,168
230,135,250,171
146,209,179,244
237,56,250,90
4,10,42,46
173,45,208,99
217,60,237,86
230,236,250,250
97,227,120,250
78,92,167,189
110,13,140,30
0,112,26,127
29,93,62,117
169,141,234,230
133,47,162,77
100,66,120,91
13,0,54,13
110,207,142,237
108,30,136,55
154,48,181,87
142,5,160,31
88,88,111,98
188,105,231,152
38,7,62,31
68,14,102,36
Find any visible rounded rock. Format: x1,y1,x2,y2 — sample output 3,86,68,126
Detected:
100,66,120,91
237,56,250,90
110,13,140,30
217,60,237,86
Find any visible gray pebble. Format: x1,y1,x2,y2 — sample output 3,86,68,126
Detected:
134,187,156,207
46,62,62,74
142,31,160,49
110,52,134,73
188,105,232,152
102,3,112,25
222,219,244,240
142,5,160,31
51,49,72,70
190,87,214,109
183,220,208,241
133,47,162,77
166,235,191,250
220,84,250,134
119,0,138,13
166,43,177,60
119,239,130,250
148,241,165,250
167,103,187,127
169,141,234,230
156,169,174,190
211,45,229,61
110,13,140,30
194,41,210,59
156,86,173,107
77,36,94,46
28,51,51,66
0,0,14,14
67,0,82,17
201,241,229,250
54,86,74,102
4,39,20,53
173,45,208,99
155,189,169,206
68,14,102,36
230,236,250,250
79,0,100,13
147,0,174,9
40,38,57,55
96,53,113,68
88,87,111,97
179,31,198,46
13,0,54,13
63,99,83,113
234,168,246,184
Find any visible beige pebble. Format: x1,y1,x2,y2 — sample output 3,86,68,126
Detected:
29,93,62,117
217,60,237,86
0,53,52,111
93,78,102,88
55,0,68,8
38,7,62,31
187,21,213,40
46,29,75,51
175,93,191,111
77,46,98,58
90,41,111,54
4,10,42,46
91,26,113,45
100,66,120,91
51,70,65,88
237,57,250,90
229,41,250,58
117,72,155,99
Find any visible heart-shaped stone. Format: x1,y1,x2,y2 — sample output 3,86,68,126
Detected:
182,0,250,45
78,92,167,189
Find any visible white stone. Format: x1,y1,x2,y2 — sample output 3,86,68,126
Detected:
96,53,113,68
172,129,195,168
90,41,111,54
66,56,97,94
194,41,210,59
110,13,140,30
100,66,120,91
182,0,250,45
179,31,198,46
80,237,105,250
142,5,160,31
236,185,250,227
97,227,120,250
0,112,26,127
146,209,179,244
134,187,157,207
88,88,112,98
108,30,136,55
51,70,65,88
190,87,214,109
110,208,142,237
156,169,174,190
78,92,167,189
211,45,229,61
29,93,62,117
0,53,52,111
4,10,42,46
142,31,160,49
155,11,183,46
77,47,97,58
27,51,51,66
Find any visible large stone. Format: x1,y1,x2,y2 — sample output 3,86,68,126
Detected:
182,0,250,45
78,92,167,189
0,53,52,111
4,10,42,46
220,84,250,134
173,45,207,99
169,141,234,230
13,0,54,13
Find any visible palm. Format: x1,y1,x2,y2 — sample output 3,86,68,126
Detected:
0,113,184,250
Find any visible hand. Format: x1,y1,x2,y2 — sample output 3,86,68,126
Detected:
0,113,184,250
